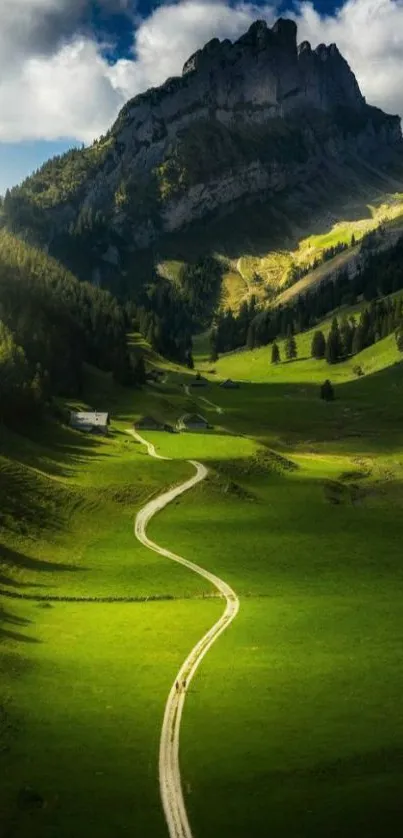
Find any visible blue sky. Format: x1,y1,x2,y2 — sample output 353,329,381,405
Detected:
0,0,401,194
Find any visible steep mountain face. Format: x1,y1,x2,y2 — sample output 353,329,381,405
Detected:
3,18,402,286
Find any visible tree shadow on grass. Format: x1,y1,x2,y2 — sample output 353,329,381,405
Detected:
0,544,84,576
0,420,110,480
0,605,41,644
209,365,403,455
0,570,45,589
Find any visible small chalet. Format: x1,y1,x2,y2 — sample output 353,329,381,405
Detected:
220,379,240,389
177,413,210,431
135,415,164,431
70,411,109,435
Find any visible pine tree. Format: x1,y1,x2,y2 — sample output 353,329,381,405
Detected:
352,324,365,356
246,323,256,350
340,315,353,357
325,317,342,364
320,379,335,401
396,327,403,353
209,328,219,362
311,330,326,359
271,342,280,364
31,365,44,406
285,328,297,361
133,355,146,386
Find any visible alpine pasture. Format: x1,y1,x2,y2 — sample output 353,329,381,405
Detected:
2,317,403,838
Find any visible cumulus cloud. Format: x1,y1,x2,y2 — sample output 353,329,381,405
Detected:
0,1,276,142
1,0,403,143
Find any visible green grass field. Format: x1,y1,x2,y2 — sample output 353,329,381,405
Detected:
2,317,403,837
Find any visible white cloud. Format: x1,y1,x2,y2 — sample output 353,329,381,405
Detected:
0,39,125,142
0,0,403,143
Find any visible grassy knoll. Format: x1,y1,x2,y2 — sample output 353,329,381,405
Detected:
144,332,403,838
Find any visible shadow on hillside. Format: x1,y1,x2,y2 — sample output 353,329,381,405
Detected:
0,569,45,589
0,483,69,538
151,159,403,264
0,419,112,482
0,604,41,644
198,362,403,455
265,745,403,783
0,543,85,576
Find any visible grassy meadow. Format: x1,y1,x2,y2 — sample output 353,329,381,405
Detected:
2,312,403,837
148,328,403,837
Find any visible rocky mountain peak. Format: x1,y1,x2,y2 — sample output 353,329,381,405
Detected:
4,17,402,267
177,17,367,122
182,18,298,75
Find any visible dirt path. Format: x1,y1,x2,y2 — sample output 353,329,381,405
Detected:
198,395,224,415
183,384,224,415
132,431,239,838
130,429,168,459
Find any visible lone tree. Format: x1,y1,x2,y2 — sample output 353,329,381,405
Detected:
133,355,147,386
320,379,335,401
395,327,403,353
209,329,219,362
325,317,342,364
311,330,326,359
271,341,281,364
285,328,297,361
340,315,354,357
352,324,366,356
185,351,194,369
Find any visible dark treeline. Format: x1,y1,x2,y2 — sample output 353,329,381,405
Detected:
127,256,222,365
313,297,403,364
212,234,403,358
0,231,139,426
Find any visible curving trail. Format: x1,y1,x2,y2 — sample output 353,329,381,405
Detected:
132,429,239,838
183,383,224,415
198,395,224,415
130,428,168,459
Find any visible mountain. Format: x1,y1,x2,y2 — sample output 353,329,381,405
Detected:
2,17,402,295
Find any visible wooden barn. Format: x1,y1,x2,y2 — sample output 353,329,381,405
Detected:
135,416,164,431
177,413,211,431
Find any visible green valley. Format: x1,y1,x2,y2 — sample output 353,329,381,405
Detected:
2,309,403,836
2,12,403,838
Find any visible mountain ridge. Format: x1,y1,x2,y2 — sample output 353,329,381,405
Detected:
2,17,402,293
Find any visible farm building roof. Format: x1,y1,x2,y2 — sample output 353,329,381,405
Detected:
179,413,209,425
220,379,239,388
71,411,109,426
135,415,164,429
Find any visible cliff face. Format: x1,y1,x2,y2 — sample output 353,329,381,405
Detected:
115,18,365,163
4,18,402,268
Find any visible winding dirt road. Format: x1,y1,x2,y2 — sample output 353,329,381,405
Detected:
132,429,239,838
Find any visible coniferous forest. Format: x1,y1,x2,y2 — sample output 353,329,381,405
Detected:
0,230,136,425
